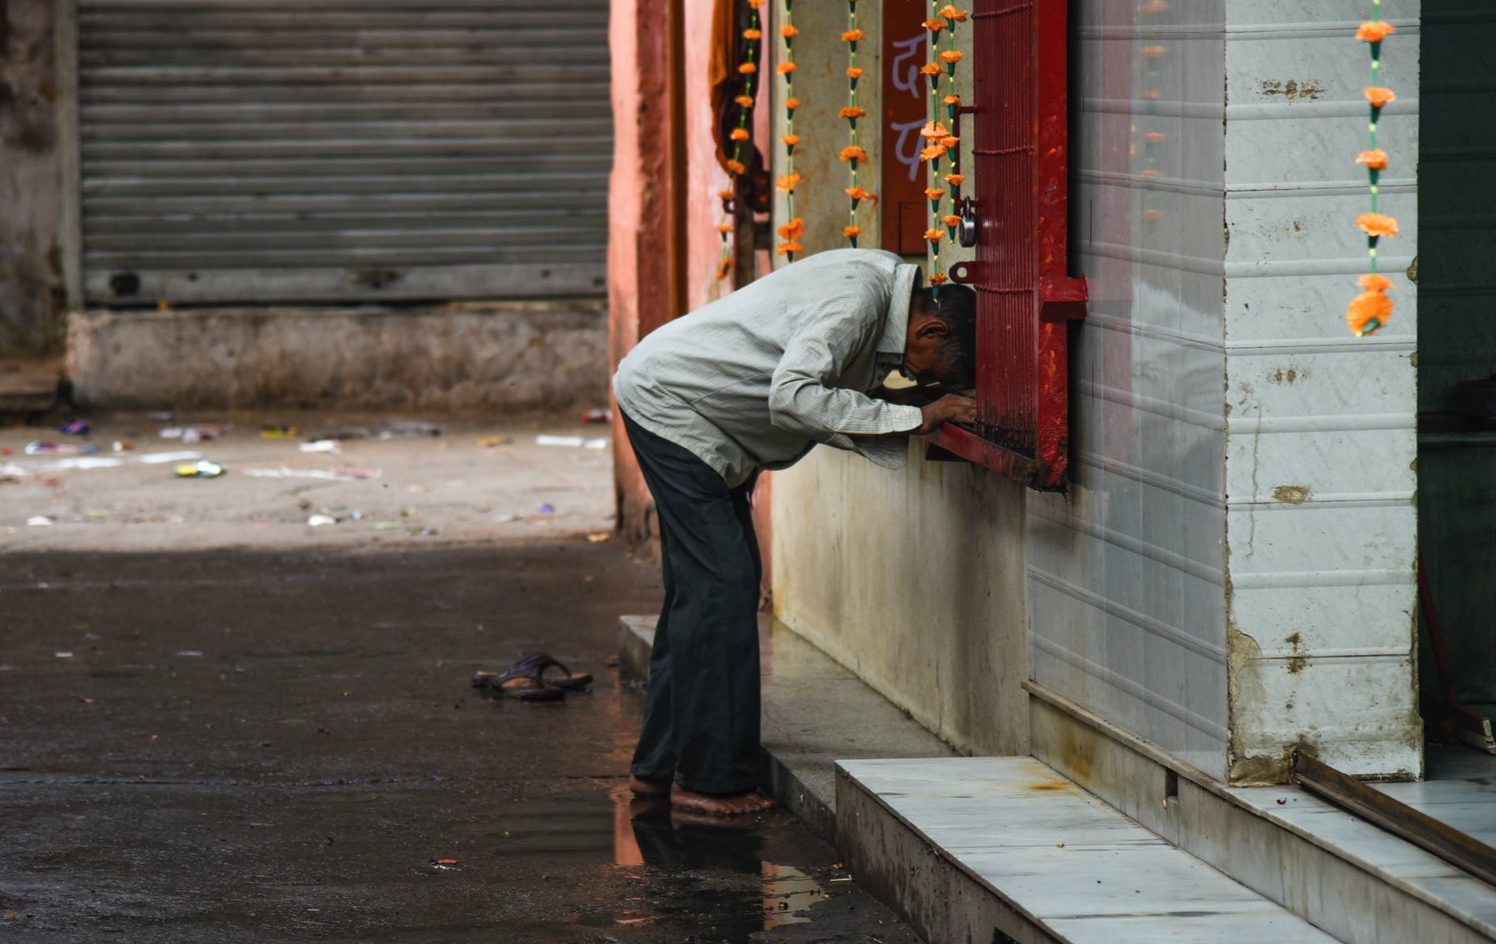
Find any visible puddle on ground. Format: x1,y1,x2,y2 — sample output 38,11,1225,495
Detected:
607,785,828,935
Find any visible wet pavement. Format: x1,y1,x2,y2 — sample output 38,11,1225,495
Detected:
0,541,921,943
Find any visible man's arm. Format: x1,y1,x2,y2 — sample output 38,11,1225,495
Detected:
766,295,925,438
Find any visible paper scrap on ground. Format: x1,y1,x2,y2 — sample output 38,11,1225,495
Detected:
136,451,204,465
536,435,607,449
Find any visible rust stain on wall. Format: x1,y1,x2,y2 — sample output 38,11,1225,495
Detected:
1258,79,1324,101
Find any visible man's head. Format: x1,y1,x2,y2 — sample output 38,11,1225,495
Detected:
904,283,977,389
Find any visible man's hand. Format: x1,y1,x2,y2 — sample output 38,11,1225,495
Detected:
916,394,977,434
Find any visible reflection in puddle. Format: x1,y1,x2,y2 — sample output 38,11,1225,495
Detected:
609,786,826,935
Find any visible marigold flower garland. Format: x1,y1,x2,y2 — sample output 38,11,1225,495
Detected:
1348,2,1398,336
714,0,766,282
776,0,804,260
919,3,965,291
840,1,869,246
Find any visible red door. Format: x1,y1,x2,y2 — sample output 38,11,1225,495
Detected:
928,0,1086,489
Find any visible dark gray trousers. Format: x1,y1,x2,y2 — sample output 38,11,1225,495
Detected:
621,409,762,795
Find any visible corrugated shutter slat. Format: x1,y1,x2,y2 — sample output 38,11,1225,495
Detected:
77,0,611,304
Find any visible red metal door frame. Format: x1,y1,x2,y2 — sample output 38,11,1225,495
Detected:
928,0,1086,490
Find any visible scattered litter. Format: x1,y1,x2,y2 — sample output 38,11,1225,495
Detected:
43,457,122,471
112,441,134,452
539,504,555,515
176,650,203,657
478,435,512,448
160,426,221,444
299,439,341,454
0,464,23,483
242,466,380,481
372,521,400,531
428,858,460,871
536,435,607,449
25,441,99,455
582,407,613,423
137,450,204,465
26,516,54,527
378,419,441,439
175,460,226,478
148,411,174,422
59,420,90,435
307,514,338,527
54,651,73,658
586,531,611,543
260,424,298,440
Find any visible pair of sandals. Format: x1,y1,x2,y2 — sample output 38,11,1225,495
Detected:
471,651,593,702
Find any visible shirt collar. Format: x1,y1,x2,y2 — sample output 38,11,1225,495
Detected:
878,262,921,358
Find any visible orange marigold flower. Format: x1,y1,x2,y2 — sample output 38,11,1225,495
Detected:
1356,212,1399,238
777,61,796,74
940,135,959,149
1356,21,1395,43
920,62,943,76
1141,44,1166,58
775,241,802,256
714,257,732,281
943,214,962,228
725,159,746,175
746,0,763,6
944,94,962,107
839,106,867,120
781,24,798,38
782,133,800,147
718,188,734,200
945,173,965,186
928,272,949,286
1359,273,1394,292
1144,131,1168,143
1139,169,1161,178
1356,148,1389,170
923,17,946,31
738,62,757,74
715,222,732,234
785,97,802,110
920,144,947,162
730,128,750,141
847,67,864,79
776,173,802,192
841,29,865,42
940,50,964,65
843,225,862,238
743,28,762,40
734,94,754,108
924,187,943,200
845,186,873,201
1140,0,1169,12
1143,208,1165,221
1365,86,1396,108
777,217,805,240
840,145,868,163
1347,289,1393,336
938,5,967,22
924,228,943,243
1143,89,1161,100
921,121,950,140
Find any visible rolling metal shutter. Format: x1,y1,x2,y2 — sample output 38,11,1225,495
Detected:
75,0,611,306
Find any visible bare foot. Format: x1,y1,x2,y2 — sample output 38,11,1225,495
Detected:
629,775,671,797
671,785,776,816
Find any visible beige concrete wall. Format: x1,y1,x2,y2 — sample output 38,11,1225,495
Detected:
67,302,607,412
772,444,1029,756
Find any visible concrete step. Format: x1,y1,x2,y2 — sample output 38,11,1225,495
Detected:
618,614,954,840
0,358,62,414
836,756,1347,944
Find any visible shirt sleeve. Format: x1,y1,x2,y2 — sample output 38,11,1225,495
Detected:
766,290,925,438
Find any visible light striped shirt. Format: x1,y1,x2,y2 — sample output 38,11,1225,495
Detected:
613,248,924,487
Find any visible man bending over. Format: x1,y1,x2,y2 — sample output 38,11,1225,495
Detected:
614,248,977,816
